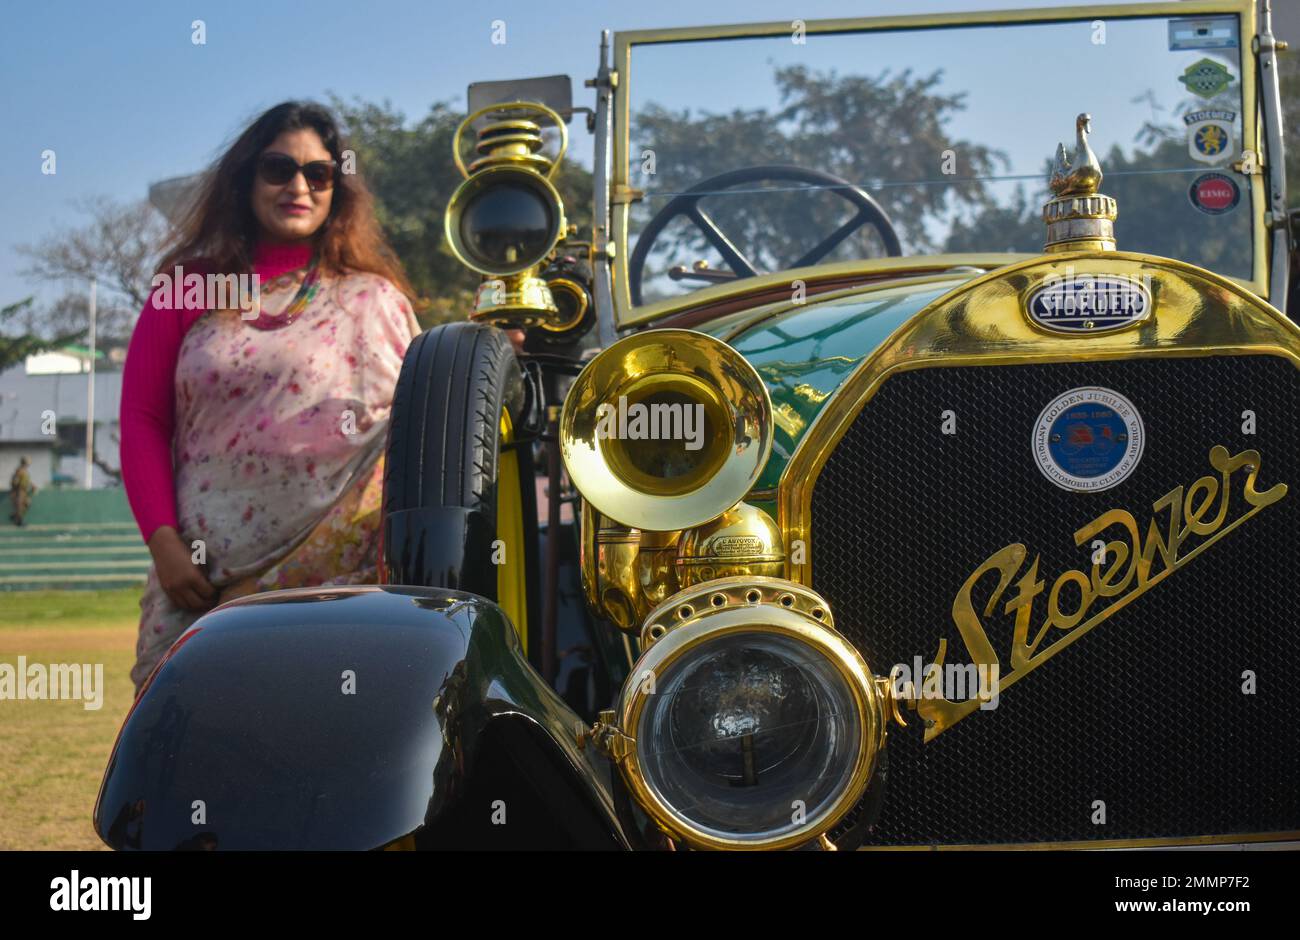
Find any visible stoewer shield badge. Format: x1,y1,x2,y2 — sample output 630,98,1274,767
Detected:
1026,274,1151,333
1033,387,1144,492
1184,108,1236,164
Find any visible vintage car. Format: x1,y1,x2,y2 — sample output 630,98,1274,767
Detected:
96,0,1299,850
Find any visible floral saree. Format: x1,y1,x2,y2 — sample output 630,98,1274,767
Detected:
130,267,415,690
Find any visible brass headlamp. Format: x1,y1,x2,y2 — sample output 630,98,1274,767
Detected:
446,101,569,328
581,576,891,851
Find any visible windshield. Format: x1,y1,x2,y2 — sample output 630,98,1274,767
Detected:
621,9,1255,307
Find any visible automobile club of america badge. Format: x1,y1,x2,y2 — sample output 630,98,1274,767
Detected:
1033,387,1145,492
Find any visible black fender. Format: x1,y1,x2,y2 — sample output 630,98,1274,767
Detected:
94,585,629,850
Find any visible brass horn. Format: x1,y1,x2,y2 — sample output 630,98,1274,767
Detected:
561,329,772,531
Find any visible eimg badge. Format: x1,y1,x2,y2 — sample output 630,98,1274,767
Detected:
1033,387,1144,492
1184,108,1235,164
1188,171,1240,215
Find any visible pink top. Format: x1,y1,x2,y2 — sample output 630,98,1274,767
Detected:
121,241,316,543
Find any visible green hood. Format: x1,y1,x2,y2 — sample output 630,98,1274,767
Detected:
701,275,976,490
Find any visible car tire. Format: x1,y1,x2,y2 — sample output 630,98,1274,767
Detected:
382,322,534,612
385,321,523,515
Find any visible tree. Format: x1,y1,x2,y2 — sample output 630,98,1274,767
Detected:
629,64,1008,288
943,185,1043,254
942,94,1255,277
1280,52,1300,208
16,197,167,343
1101,139,1251,273
0,299,85,377
14,99,596,338
628,60,1273,284
329,96,471,324
0,297,83,374
329,95,594,327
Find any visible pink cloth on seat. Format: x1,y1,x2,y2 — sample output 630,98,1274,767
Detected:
120,242,314,543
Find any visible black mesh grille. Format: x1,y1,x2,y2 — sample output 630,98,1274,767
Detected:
811,355,1300,845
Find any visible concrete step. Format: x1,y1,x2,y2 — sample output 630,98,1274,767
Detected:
0,489,150,590
1,558,149,571
0,573,147,588
0,547,144,558
0,533,140,543
0,522,137,533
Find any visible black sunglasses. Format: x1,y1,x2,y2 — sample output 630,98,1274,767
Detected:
256,152,338,191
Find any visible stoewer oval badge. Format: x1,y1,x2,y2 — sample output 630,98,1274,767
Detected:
1026,274,1151,333
1033,387,1144,492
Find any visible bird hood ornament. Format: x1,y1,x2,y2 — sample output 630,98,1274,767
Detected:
1043,113,1118,252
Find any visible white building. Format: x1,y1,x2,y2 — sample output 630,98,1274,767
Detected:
0,347,122,489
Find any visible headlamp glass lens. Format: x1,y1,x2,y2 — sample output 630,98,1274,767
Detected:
459,181,555,271
636,632,861,842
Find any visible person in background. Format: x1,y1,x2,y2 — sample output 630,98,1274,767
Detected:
121,101,419,692
9,456,36,526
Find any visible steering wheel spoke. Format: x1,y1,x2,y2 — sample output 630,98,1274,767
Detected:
794,208,873,268
628,165,901,306
686,204,760,278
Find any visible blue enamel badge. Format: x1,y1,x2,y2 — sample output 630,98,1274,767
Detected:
1033,387,1144,492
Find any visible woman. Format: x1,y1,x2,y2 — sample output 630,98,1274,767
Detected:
122,101,417,691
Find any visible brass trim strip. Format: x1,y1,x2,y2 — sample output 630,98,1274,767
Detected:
614,1,1250,47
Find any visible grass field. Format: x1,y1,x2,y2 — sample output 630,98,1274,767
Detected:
0,588,141,850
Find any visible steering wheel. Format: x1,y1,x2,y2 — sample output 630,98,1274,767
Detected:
627,164,903,306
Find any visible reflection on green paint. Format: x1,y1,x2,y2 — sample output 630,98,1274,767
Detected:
723,278,971,488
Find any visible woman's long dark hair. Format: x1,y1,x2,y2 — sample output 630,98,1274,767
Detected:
156,100,414,298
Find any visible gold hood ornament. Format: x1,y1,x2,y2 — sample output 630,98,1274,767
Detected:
1043,113,1118,253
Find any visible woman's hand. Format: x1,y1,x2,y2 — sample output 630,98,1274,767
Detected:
147,526,217,611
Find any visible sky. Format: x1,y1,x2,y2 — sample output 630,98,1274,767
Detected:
0,0,1222,309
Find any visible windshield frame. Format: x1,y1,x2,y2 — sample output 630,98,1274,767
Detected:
609,0,1265,328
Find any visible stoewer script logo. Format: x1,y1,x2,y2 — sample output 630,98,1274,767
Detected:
915,446,1286,741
